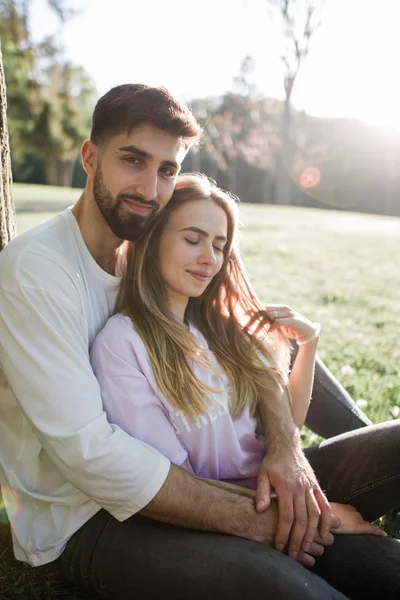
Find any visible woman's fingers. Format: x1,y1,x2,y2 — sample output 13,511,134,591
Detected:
296,542,325,567
353,522,387,536
314,487,335,539
268,316,296,331
329,503,388,537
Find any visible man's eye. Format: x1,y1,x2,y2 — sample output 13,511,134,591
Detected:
160,167,175,177
124,156,140,165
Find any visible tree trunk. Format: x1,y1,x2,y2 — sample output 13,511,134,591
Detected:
227,159,237,194
0,42,16,252
59,160,74,187
191,150,201,173
261,169,273,204
44,156,59,186
275,96,293,205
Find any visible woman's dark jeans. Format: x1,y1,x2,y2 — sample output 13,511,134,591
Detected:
306,355,372,437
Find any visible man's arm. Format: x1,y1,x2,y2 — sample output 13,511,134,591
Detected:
256,384,333,555
0,279,170,519
142,464,328,567
143,464,269,540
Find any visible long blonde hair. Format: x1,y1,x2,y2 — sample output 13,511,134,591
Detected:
116,173,291,419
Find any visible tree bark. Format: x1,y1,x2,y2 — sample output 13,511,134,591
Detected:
44,155,59,186
59,160,74,187
0,42,16,252
275,96,293,206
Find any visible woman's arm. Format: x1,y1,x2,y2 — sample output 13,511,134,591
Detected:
264,305,321,430
288,338,319,430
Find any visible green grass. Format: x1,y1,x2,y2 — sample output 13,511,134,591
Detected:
16,212,60,233
238,203,400,425
13,183,81,211
2,184,400,598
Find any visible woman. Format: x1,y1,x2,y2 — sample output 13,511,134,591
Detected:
90,173,397,542
90,173,322,489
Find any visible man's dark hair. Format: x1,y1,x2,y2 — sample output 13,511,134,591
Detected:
90,84,202,149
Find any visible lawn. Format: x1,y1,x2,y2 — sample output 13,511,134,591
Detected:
13,183,81,211
1,183,399,598
15,192,400,425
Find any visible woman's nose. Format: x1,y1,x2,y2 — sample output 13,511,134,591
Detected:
199,245,217,265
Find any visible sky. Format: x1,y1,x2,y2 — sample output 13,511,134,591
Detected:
30,0,400,132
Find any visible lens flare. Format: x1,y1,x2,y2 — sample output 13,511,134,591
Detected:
0,487,20,518
299,167,321,189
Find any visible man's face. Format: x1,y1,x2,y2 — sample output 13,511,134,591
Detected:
92,123,187,241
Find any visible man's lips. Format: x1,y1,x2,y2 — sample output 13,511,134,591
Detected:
123,197,156,215
187,270,211,282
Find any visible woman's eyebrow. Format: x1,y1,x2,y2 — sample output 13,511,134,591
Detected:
180,226,227,242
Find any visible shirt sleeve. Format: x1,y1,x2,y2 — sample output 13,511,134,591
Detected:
90,321,189,468
0,269,170,521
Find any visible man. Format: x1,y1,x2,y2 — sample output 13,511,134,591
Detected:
0,84,399,600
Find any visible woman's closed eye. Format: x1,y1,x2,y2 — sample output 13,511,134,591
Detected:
185,238,224,253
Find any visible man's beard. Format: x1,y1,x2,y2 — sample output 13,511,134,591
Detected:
93,166,160,241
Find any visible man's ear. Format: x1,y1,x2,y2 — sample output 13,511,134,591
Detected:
81,140,98,176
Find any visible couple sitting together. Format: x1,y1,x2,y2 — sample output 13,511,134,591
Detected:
0,83,399,600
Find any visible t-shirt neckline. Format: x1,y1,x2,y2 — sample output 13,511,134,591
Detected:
65,207,123,285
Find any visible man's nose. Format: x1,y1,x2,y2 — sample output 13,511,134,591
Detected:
136,170,158,202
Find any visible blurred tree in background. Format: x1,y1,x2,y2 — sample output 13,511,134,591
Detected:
2,0,400,215
0,0,96,187
267,0,326,206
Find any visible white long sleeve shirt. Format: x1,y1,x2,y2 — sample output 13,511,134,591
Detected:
0,208,170,567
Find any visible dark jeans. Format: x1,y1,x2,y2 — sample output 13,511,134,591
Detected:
58,420,400,600
306,355,372,437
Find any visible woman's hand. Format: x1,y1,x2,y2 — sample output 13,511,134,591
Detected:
264,304,319,344
330,502,387,536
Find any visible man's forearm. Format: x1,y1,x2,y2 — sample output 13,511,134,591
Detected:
140,464,278,545
258,385,300,452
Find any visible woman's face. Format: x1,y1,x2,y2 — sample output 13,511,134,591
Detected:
158,198,228,317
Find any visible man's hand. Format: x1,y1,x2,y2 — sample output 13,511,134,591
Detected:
255,443,338,561
330,502,387,536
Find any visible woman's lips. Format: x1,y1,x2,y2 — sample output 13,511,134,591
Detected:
187,270,210,282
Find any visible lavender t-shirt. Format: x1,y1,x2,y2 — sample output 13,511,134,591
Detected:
90,314,266,489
